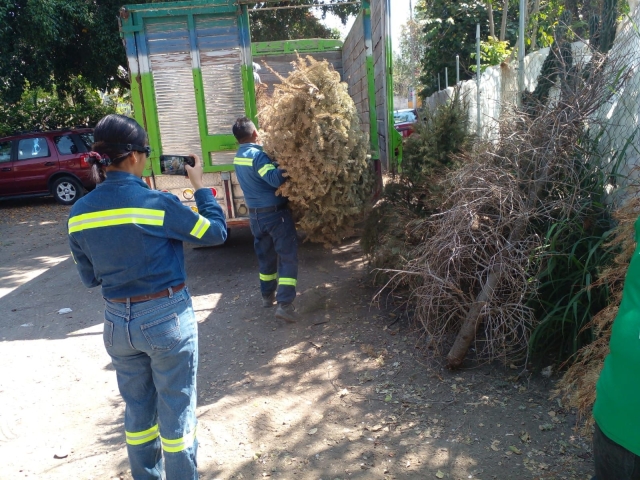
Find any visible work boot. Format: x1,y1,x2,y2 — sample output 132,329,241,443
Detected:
275,303,298,323
262,292,276,308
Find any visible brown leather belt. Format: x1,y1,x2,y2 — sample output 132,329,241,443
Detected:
110,283,186,304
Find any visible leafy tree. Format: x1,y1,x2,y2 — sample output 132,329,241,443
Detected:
249,1,358,42
470,35,513,72
0,0,130,104
0,79,116,137
415,0,610,97
416,0,520,97
0,0,358,105
393,18,425,98
250,8,337,42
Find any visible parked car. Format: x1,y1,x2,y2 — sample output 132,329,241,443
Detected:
0,128,95,205
393,109,418,138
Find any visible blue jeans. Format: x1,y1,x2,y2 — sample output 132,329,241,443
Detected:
103,288,198,480
249,208,298,304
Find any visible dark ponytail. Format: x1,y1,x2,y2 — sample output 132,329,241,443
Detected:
87,114,148,183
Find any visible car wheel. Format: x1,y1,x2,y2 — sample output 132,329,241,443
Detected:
52,177,84,205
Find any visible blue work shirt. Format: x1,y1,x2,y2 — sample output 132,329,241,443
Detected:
233,143,287,208
68,171,227,300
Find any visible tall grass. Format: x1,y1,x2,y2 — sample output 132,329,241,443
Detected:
528,137,631,362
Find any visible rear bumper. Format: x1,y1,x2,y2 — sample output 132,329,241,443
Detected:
226,218,250,228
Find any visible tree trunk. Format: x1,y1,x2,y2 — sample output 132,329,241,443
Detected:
487,1,495,38
447,151,552,368
599,0,619,53
529,0,541,50
499,0,509,41
565,0,580,24
446,222,526,368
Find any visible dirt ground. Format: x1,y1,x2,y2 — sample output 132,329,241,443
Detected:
0,197,595,480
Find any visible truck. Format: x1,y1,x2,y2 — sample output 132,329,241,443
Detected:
118,0,401,230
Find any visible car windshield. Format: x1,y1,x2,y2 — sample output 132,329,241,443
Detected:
394,110,416,124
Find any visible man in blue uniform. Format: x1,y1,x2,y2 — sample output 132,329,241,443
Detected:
233,117,298,323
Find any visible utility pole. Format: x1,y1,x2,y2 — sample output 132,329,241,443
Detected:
517,0,526,107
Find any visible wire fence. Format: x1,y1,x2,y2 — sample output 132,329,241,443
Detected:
594,9,640,191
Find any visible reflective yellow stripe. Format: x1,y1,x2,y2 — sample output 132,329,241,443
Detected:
233,157,253,167
161,427,197,453
70,251,77,264
126,424,159,446
189,215,210,239
68,208,165,233
258,164,275,177
278,277,297,287
260,273,277,282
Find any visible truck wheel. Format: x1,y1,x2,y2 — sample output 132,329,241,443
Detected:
52,177,84,205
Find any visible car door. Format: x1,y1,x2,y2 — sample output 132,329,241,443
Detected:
13,136,58,194
54,133,81,169
0,140,15,195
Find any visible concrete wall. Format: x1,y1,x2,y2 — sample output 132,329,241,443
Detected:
423,42,591,140
342,0,390,169
342,11,371,144
393,96,409,109
371,0,389,169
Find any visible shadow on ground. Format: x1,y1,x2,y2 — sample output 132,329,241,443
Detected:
0,201,594,479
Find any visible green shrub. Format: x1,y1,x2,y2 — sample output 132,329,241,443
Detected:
0,79,118,137
470,36,513,73
403,91,470,185
362,89,471,271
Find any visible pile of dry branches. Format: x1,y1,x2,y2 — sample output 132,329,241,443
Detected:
383,151,539,363
378,48,631,367
258,56,372,246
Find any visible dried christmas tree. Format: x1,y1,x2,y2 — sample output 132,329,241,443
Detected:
258,56,373,246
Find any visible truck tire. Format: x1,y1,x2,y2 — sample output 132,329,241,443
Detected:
52,177,84,205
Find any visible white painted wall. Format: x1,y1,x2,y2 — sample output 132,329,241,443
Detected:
393,96,409,109
422,41,591,140
422,3,639,162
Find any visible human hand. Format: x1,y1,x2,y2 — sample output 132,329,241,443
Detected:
185,154,204,190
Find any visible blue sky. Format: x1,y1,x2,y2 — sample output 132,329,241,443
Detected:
316,0,413,53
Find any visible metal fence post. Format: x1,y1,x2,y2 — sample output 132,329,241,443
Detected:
456,55,460,84
445,67,448,88
518,0,526,107
438,73,441,90
476,24,481,136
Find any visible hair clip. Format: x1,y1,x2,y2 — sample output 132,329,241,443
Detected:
87,151,112,166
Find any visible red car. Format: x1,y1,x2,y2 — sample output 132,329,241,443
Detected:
0,128,95,205
393,109,418,138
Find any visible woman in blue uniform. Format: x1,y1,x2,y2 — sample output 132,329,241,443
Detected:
68,114,227,480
